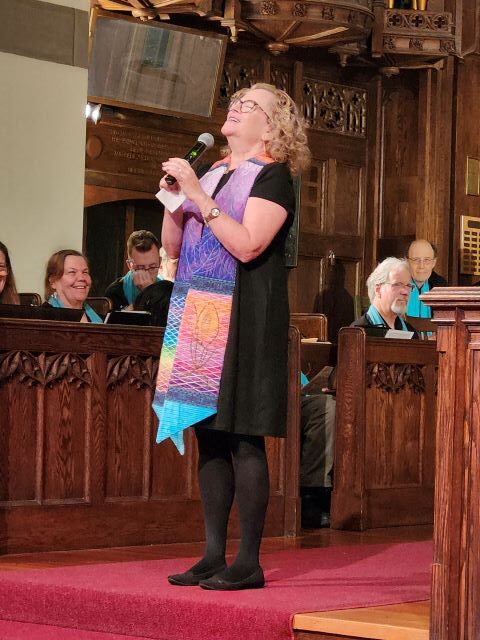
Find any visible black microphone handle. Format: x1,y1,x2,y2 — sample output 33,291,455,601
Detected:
165,174,178,186
164,141,208,186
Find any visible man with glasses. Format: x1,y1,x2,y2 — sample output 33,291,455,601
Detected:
352,257,417,334
105,230,163,311
301,257,417,529
406,239,447,318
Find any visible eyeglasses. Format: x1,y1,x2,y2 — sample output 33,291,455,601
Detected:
385,281,415,292
228,97,271,120
408,257,435,265
127,260,159,273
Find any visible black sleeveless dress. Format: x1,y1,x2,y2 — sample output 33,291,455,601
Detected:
198,161,295,438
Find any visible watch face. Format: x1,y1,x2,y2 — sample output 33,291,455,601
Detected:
204,207,220,224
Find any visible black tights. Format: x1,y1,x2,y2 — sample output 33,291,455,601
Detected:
191,427,270,581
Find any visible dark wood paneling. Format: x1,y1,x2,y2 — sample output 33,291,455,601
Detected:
330,162,364,237
332,328,437,531
0,319,300,553
379,63,454,280
0,382,38,504
381,80,419,239
420,288,480,639
452,55,480,284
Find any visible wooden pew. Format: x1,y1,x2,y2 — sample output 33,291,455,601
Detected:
0,318,301,553
332,327,437,530
290,312,335,385
290,313,328,342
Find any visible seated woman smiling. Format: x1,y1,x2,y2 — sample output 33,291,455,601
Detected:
44,249,102,323
0,241,20,304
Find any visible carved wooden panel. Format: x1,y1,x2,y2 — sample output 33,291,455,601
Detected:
106,382,149,500
106,355,158,499
218,56,264,108
0,381,38,503
270,63,293,95
0,320,300,552
0,352,93,504
382,8,456,56
365,384,424,488
301,78,367,138
332,328,437,530
151,428,196,499
367,362,426,393
43,378,90,502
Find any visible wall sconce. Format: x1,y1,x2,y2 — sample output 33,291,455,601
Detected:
85,102,102,124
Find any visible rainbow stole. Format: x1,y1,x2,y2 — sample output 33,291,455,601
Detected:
153,156,272,454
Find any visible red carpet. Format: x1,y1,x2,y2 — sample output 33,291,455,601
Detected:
0,619,153,639
0,541,432,640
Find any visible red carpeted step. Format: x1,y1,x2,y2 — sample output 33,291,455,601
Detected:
0,541,432,640
0,619,153,639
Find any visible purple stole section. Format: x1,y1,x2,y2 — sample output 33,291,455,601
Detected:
153,157,271,454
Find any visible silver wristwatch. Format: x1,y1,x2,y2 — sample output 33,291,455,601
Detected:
203,207,221,225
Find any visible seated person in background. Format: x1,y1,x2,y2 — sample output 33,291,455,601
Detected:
0,241,20,304
133,245,176,326
353,256,417,333
406,239,447,318
105,230,164,311
134,278,173,326
300,370,336,529
44,249,102,323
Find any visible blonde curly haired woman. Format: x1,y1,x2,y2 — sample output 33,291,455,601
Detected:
155,83,311,590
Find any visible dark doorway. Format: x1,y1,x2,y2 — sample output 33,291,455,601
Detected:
84,199,164,296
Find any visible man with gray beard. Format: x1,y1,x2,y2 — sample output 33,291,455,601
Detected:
352,257,418,334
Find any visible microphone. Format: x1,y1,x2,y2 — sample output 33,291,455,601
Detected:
165,133,215,185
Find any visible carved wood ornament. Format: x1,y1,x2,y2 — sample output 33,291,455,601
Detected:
92,0,374,53
92,0,459,67
366,362,425,393
0,351,92,388
302,78,367,137
107,355,159,389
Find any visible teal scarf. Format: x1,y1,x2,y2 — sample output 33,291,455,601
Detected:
48,295,103,323
407,279,431,318
366,304,408,331
121,270,162,306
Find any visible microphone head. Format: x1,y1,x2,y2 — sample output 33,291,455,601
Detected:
198,133,215,149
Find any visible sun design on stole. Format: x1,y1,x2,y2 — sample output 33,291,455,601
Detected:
190,301,221,387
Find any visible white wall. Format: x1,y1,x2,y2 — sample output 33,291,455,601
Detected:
0,0,89,296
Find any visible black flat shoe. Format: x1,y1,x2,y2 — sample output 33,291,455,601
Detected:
199,567,265,591
168,563,226,586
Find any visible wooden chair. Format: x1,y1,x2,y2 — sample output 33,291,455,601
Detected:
86,297,112,317
18,292,42,306
290,313,328,342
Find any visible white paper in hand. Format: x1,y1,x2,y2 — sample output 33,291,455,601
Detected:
156,188,186,213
